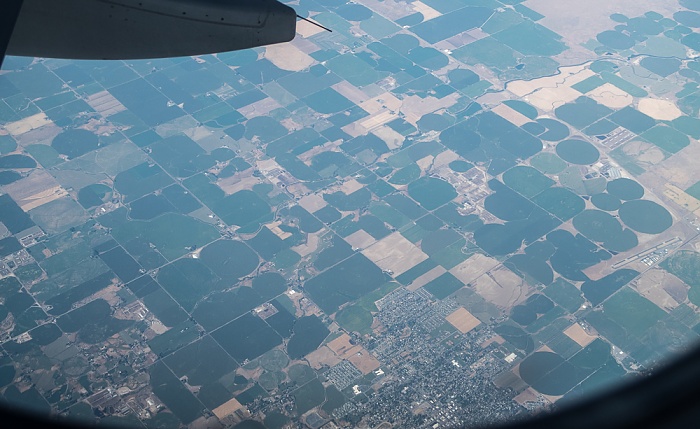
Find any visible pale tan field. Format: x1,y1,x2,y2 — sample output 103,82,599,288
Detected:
4,170,67,211
265,43,314,72
563,323,597,347
327,333,380,374
507,64,592,97
305,345,341,369
638,98,682,120
623,140,665,168
372,125,405,150
292,231,322,257
345,230,377,250
650,140,700,188
588,83,634,109
513,388,540,406
407,266,446,291
340,178,364,195
491,103,533,126
296,19,326,38
348,350,381,374
416,155,434,172
362,232,429,276
5,113,52,137
445,307,481,333
432,149,460,168
663,184,700,212
526,0,678,45
217,174,259,195
474,268,526,309
327,333,355,356
265,221,292,240
333,81,370,106
635,269,680,311
449,253,500,285
239,97,283,119
359,92,402,115
212,398,245,419
525,86,582,112
86,91,127,116
411,1,442,20
400,93,460,125
298,193,327,212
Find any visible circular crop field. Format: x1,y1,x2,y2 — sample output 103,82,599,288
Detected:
556,139,600,165
573,209,638,252
619,200,673,234
607,178,644,200
51,129,99,159
530,152,567,174
407,176,457,210
200,239,259,279
537,118,570,141
591,193,621,211
449,160,472,172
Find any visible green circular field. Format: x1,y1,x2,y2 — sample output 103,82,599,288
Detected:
530,152,567,174
556,139,600,165
591,193,621,211
573,209,639,252
407,177,457,210
573,210,622,243
607,178,644,200
200,239,259,279
449,160,473,172
51,129,99,159
618,200,673,234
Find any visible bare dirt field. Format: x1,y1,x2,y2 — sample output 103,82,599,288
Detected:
525,0,678,45
432,149,460,168
588,83,634,109
212,398,246,420
513,388,540,406
474,268,527,309
4,169,67,211
265,43,314,72
411,1,442,20
345,230,377,250
372,125,405,150
362,232,429,276
650,140,700,189
359,92,402,116
492,103,532,126
239,97,283,119
445,307,481,333
217,173,260,195
327,333,380,374
449,253,500,285
340,179,364,195
623,140,665,169
563,323,597,347
86,91,127,116
347,350,381,374
637,98,682,120
305,345,341,369
407,266,446,291
5,113,52,137
293,232,322,257
634,269,681,311
298,194,327,213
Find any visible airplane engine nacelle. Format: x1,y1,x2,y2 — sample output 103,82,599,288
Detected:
6,0,296,60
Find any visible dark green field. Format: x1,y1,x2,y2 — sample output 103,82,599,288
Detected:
305,253,386,314
212,313,282,362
